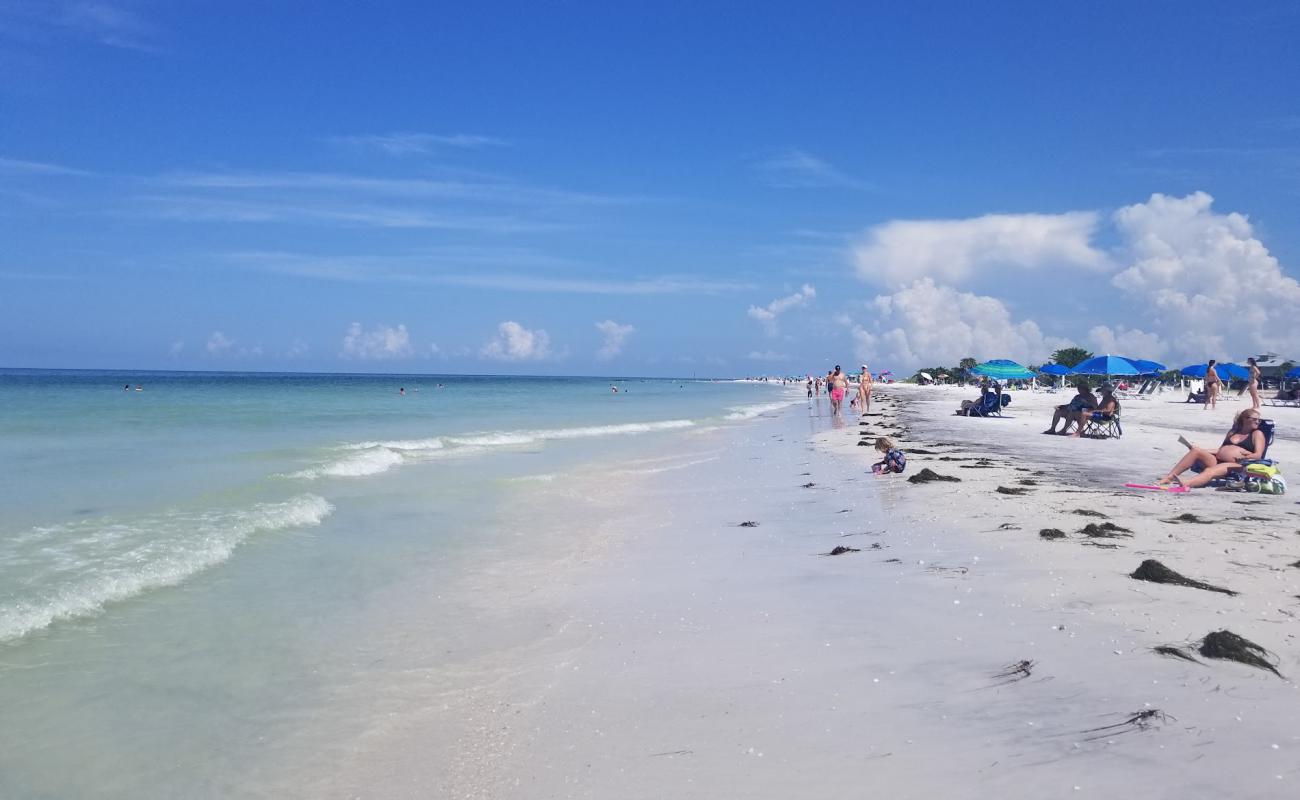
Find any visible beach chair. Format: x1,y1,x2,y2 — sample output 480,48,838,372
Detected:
1082,411,1122,439
1265,389,1299,407
1192,420,1279,491
964,392,1009,417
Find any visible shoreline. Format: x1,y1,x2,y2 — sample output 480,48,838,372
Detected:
324,386,1300,798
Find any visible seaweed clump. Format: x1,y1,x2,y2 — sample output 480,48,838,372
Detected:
1163,513,1214,524
1198,630,1283,677
823,545,860,556
1072,509,1107,518
907,468,961,484
995,486,1030,496
1153,645,1200,663
1081,522,1133,538
737,521,759,528
1130,559,1237,595
1039,528,1067,540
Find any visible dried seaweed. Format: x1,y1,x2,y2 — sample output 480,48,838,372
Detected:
1198,630,1283,677
1039,528,1067,540
1080,522,1133,538
1130,559,1237,595
1153,645,1200,663
907,468,961,484
1072,509,1107,518
1079,709,1172,740
737,521,759,528
1163,513,1214,524
996,486,1030,495
822,545,860,556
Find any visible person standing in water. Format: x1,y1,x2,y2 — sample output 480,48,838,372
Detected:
858,364,873,416
1204,359,1220,410
1247,357,1261,411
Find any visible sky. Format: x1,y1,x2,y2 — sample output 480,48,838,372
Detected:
3,1,1300,376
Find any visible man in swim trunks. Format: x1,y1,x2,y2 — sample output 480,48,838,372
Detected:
829,365,847,413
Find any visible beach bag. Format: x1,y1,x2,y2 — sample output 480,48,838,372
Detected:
1247,474,1286,495
1245,463,1280,479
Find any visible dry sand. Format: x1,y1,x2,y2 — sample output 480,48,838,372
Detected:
321,386,1300,799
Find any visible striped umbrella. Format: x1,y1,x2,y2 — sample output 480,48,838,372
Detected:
971,359,1035,380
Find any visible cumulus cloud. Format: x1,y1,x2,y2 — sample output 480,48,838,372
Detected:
850,278,1069,369
747,284,816,334
340,322,414,360
206,331,235,356
594,320,635,360
481,321,552,361
1087,325,1168,359
854,212,1107,288
1110,192,1300,362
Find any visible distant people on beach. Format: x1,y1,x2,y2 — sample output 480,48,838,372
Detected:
1043,380,1098,434
1156,409,1266,488
399,387,405,395
1204,359,1220,410
1247,357,1261,410
806,376,813,398
870,437,906,475
858,364,873,416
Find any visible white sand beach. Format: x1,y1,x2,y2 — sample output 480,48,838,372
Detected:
308,385,1299,799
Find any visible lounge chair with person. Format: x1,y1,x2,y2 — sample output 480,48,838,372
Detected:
1080,386,1122,438
1043,380,1098,435
1155,409,1271,489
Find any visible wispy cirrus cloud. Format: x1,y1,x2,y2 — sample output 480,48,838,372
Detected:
753,149,873,190
327,132,510,156
2,2,168,53
0,157,94,176
223,250,752,295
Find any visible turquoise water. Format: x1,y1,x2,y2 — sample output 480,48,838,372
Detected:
0,369,793,797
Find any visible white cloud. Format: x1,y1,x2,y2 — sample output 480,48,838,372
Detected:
754,150,872,190
329,132,509,156
854,211,1107,288
0,157,93,177
1110,191,1300,363
747,284,816,334
747,350,790,361
481,321,552,361
169,340,184,356
340,322,414,360
206,331,235,356
850,278,1069,370
594,320,635,360
1087,325,1168,359
285,339,310,359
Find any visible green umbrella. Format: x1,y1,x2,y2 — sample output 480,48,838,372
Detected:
971,359,1035,380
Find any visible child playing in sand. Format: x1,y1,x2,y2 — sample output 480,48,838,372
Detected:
871,437,907,475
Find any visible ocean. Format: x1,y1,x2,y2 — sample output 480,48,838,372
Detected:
0,369,794,798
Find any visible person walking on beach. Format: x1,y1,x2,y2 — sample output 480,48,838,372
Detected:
1247,357,1261,411
858,364,873,416
1204,359,1221,410
806,375,813,398
829,366,847,414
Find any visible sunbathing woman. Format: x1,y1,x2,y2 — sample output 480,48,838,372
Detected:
1156,409,1266,488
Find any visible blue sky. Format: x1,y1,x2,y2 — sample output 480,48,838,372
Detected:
3,1,1300,375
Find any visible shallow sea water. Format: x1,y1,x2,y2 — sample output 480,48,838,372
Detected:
0,369,793,798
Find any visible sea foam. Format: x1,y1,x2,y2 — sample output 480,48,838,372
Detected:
0,494,334,643
295,419,697,480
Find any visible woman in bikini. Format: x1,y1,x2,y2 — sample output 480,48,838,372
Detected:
1203,359,1220,410
858,364,873,416
1156,409,1266,488
1247,357,1261,411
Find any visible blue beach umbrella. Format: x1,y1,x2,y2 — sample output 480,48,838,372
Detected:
1126,359,1166,375
1180,363,1242,380
1288,367,1300,379
1038,364,1073,376
971,359,1035,380
1217,363,1250,380
1070,355,1143,376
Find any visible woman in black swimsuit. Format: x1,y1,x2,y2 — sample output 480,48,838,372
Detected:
1156,409,1266,488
